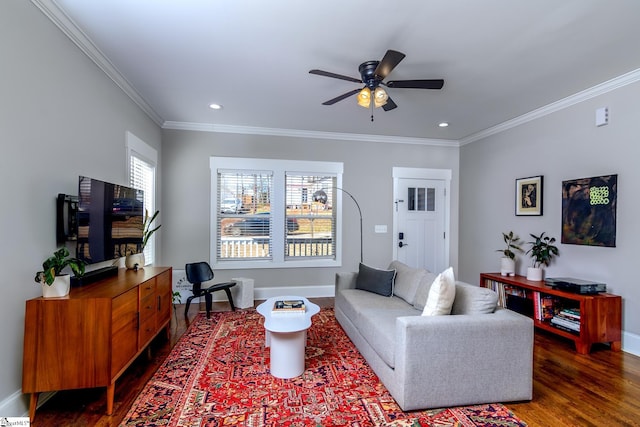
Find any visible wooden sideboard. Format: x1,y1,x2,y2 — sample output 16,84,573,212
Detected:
22,267,172,421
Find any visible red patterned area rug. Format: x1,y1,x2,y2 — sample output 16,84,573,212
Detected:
121,308,527,427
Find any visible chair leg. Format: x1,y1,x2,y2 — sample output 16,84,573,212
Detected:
184,295,196,317
223,287,236,311
204,292,213,319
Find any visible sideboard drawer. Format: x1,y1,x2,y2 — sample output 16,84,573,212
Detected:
139,278,156,299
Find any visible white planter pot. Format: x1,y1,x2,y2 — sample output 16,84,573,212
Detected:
42,275,70,298
125,253,145,270
500,257,515,276
526,267,543,281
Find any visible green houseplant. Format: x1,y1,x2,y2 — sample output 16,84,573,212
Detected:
34,247,85,297
126,209,161,270
142,209,161,250
496,231,523,276
525,232,559,281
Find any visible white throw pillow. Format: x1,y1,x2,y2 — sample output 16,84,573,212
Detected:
422,267,456,316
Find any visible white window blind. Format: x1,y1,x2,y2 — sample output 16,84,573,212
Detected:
285,174,336,259
129,152,156,265
217,170,273,261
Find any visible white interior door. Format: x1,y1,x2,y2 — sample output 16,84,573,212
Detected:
393,170,449,273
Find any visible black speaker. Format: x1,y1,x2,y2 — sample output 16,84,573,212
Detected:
56,193,78,244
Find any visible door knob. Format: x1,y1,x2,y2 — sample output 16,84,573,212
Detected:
399,241,408,248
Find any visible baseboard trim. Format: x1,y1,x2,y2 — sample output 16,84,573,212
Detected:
0,389,56,418
254,285,335,300
622,330,640,357
211,284,335,302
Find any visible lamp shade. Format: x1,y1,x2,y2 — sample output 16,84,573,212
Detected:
357,87,371,108
373,87,388,108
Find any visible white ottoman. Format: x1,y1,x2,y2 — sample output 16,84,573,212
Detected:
231,277,254,309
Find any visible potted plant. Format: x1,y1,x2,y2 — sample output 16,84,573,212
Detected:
525,232,559,281
496,231,523,276
34,247,85,298
126,209,161,270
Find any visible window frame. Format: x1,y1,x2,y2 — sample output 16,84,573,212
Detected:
210,157,343,269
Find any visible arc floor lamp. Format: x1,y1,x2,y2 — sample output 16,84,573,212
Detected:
313,188,363,263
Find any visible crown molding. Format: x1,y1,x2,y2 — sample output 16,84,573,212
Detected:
162,121,459,147
31,0,164,126
460,68,640,145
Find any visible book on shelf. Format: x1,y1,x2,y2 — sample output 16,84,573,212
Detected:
272,299,306,314
558,308,580,320
540,295,557,321
550,315,580,332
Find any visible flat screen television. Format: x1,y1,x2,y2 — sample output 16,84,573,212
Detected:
76,176,144,265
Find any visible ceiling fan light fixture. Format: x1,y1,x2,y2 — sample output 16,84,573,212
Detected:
373,87,388,108
357,87,371,108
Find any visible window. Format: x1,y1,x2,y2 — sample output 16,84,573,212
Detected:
127,132,157,265
285,174,336,259
211,157,343,269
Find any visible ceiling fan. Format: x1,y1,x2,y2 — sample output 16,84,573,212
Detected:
309,49,444,120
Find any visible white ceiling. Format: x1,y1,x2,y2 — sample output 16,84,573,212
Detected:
36,0,640,144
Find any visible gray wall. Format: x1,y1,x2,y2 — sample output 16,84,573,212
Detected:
0,1,161,415
459,81,640,352
161,129,460,287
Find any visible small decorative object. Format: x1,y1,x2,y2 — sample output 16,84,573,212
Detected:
496,231,523,276
525,232,559,281
172,291,181,317
516,176,543,216
271,299,306,315
126,209,161,270
34,247,85,298
561,174,617,247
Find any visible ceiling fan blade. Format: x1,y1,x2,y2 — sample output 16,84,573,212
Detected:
386,79,444,89
309,69,362,83
374,50,406,80
382,97,397,111
322,88,362,105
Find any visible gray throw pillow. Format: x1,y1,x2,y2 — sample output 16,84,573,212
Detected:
355,263,396,297
388,260,427,305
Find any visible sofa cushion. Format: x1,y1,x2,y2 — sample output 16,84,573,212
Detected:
337,288,419,368
450,282,498,315
388,260,427,305
355,263,396,297
422,267,456,316
412,271,439,310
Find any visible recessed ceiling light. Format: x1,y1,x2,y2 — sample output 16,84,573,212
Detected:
209,103,223,110
438,122,449,128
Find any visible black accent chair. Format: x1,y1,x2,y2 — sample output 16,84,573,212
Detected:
184,262,236,318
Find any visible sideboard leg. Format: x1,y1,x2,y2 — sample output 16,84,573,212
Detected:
106,383,115,415
29,393,39,421
575,341,591,354
611,341,622,352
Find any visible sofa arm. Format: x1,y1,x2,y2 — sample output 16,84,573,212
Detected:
335,272,357,292
393,308,533,409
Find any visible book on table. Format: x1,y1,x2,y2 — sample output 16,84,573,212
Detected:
272,299,306,314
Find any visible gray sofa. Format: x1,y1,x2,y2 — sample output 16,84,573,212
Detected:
334,261,534,411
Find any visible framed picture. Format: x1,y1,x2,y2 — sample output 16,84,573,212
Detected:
515,175,543,216
561,174,617,247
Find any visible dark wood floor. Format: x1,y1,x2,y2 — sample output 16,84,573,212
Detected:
31,298,640,426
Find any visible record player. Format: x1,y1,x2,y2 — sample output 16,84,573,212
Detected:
545,277,606,294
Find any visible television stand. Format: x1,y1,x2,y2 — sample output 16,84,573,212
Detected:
71,265,118,286
23,267,173,421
